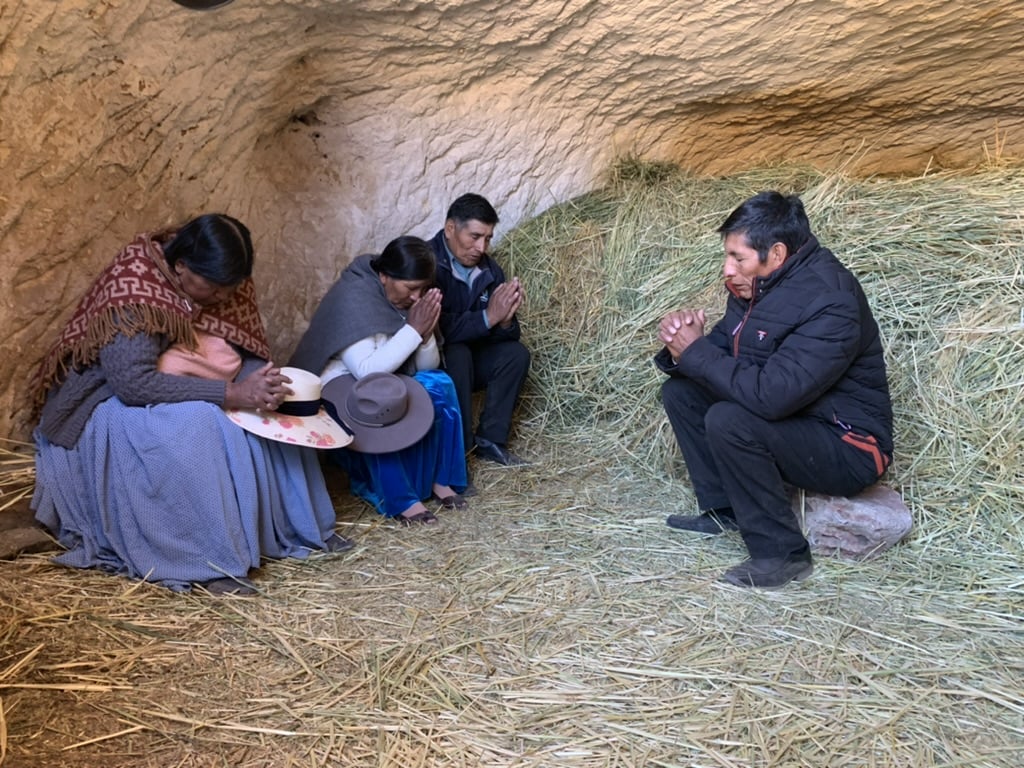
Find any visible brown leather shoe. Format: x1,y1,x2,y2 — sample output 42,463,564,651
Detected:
432,493,468,510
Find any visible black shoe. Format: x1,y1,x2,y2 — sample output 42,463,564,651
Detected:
474,437,528,466
719,550,813,589
665,510,738,534
196,576,258,596
324,532,354,553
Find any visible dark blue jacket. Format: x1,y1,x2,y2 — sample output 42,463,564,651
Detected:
656,236,893,455
428,230,522,346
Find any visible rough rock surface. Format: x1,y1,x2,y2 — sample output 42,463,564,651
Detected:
0,499,52,560
797,485,913,560
2,0,1023,439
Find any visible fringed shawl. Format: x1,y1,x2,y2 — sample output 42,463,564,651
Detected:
289,254,410,375
33,232,270,406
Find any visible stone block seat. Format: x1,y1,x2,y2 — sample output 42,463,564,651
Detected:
794,484,912,560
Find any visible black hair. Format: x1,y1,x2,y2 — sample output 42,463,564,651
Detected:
717,191,811,262
162,213,254,285
445,193,499,227
371,236,436,282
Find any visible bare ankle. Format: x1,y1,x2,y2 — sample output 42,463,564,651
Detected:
401,502,428,518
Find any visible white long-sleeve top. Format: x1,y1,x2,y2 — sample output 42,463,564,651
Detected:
320,324,440,384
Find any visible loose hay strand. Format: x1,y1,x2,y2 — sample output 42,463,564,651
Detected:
0,439,34,513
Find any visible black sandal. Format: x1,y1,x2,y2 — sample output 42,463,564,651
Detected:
432,493,468,510
324,532,354,552
399,510,439,525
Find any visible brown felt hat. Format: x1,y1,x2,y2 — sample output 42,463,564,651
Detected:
321,372,433,454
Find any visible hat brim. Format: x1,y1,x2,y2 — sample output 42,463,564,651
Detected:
171,1,235,9
322,373,434,454
225,406,354,449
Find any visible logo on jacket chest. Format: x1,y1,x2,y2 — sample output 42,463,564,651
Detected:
757,329,768,342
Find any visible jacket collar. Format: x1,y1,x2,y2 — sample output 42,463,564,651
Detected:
433,229,494,283
752,235,819,300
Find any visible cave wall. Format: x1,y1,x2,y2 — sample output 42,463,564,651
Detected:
2,0,1022,440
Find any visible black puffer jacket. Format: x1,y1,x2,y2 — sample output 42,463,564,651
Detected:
657,236,893,455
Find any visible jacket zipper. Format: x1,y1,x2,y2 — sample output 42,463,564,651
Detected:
732,294,757,357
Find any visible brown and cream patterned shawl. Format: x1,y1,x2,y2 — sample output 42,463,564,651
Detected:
33,232,271,404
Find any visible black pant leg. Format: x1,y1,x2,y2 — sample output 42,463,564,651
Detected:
442,342,475,449
705,402,882,559
474,340,530,445
660,376,732,511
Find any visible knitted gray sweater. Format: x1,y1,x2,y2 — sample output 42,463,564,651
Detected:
38,332,263,448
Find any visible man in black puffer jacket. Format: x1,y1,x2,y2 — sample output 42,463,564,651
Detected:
655,191,893,588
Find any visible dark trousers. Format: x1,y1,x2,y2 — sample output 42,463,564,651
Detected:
444,340,530,448
661,376,883,558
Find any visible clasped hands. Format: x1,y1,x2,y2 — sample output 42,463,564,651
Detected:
407,287,443,339
486,277,524,328
226,362,293,411
659,308,706,361
408,279,523,338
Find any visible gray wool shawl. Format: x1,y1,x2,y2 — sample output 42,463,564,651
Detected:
289,254,410,375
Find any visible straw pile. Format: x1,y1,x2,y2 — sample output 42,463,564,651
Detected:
500,159,1024,538
1,162,1022,767
0,440,34,515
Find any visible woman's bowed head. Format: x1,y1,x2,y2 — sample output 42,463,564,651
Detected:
373,235,443,338
162,213,254,307
165,214,293,413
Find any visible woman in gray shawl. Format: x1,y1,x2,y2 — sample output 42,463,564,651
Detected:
290,236,468,524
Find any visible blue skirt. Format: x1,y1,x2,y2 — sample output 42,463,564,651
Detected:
32,397,337,591
331,370,467,517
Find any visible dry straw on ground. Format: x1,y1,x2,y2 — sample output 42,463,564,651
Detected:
0,440,34,515
1,162,1023,767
